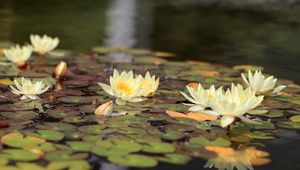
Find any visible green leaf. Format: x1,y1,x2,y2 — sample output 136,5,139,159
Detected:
142,142,175,153
190,137,231,147
0,149,39,161
108,154,158,168
36,130,64,141
155,154,191,164
1,133,45,148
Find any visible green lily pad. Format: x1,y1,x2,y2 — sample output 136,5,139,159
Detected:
190,137,231,147
0,149,40,161
45,150,88,161
290,115,300,122
1,111,38,120
58,96,92,104
155,154,191,165
142,142,175,153
36,130,64,141
78,125,106,134
108,154,158,168
247,131,274,139
36,122,76,131
67,142,92,152
1,133,45,148
47,160,90,170
47,109,81,118
277,121,300,129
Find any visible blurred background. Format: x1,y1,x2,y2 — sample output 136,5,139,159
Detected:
0,0,300,82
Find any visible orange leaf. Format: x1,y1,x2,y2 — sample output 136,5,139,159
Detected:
187,112,218,121
187,60,211,66
187,83,200,90
165,110,189,119
166,110,217,122
194,70,220,77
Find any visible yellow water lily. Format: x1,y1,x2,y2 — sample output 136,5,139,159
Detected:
242,70,286,95
206,84,264,127
98,69,146,105
10,77,51,100
180,84,223,112
3,45,32,66
136,71,159,97
30,34,59,55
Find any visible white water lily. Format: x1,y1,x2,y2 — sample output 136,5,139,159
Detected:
136,71,159,97
10,77,51,100
30,34,59,55
180,84,223,112
206,84,264,127
3,45,32,66
242,70,286,95
98,69,146,105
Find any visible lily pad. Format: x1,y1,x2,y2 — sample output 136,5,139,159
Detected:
1,133,45,148
108,154,158,168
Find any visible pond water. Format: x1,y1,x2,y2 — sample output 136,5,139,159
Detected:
0,0,300,170
1,0,300,83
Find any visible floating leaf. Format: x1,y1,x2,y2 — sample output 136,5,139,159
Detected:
142,142,175,153
0,149,40,161
190,137,231,147
155,154,191,164
290,115,300,122
1,133,45,148
108,154,158,168
36,130,64,141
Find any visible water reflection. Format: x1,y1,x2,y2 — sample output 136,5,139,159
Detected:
105,0,136,48
204,147,270,170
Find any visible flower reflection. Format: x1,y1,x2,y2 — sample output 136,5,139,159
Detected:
204,146,270,170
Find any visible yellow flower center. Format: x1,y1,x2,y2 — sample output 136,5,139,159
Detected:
116,82,133,95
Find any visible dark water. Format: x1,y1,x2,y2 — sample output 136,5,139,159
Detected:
1,0,300,83
0,0,300,170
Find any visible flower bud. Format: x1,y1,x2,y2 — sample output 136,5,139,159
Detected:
55,61,67,79
95,101,113,116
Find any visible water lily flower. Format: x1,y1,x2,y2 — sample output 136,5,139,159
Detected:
30,34,59,55
242,70,286,95
55,61,67,79
95,100,127,116
136,71,159,97
98,69,146,105
3,45,32,67
10,77,51,100
206,84,264,127
180,84,223,112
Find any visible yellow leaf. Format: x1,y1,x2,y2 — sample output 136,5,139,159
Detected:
0,79,13,86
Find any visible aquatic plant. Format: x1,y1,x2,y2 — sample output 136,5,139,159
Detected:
98,69,146,105
242,70,286,95
55,61,67,79
30,34,59,55
180,84,223,112
205,84,264,127
95,100,127,116
10,77,51,100
3,45,32,67
137,71,159,97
